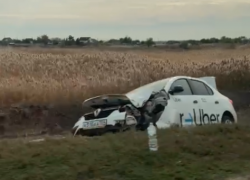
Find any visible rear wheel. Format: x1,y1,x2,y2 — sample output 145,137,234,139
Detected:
221,114,234,124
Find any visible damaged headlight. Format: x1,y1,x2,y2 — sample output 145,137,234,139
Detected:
121,104,141,116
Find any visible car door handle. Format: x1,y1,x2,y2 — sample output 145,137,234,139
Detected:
215,101,219,104
193,100,198,104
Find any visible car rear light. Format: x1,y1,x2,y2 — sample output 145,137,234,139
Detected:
229,99,233,105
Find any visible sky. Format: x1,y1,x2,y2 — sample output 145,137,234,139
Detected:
0,0,250,41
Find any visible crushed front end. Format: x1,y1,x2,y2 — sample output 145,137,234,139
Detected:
72,107,137,136
122,89,169,131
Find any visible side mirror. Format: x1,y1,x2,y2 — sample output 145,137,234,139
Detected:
168,85,184,95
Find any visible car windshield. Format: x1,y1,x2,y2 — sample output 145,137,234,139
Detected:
126,79,169,96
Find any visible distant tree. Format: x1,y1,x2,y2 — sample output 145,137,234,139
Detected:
37,35,49,44
12,39,22,43
167,40,180,44
233,36,247,44
200,38,210,44
209,38,219,43
186,39,199,45
119,36,132,44
50,37,62,45
145,38,154,47
132,39,140,45
233,37,241,43
75,38,80,45
41,35,49,44
220,36,233,43
22,38,34,44
140,41,145,45
65,35,75,45
68,35,74,41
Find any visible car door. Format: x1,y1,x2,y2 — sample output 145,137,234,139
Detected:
188,79,220,125
162,78,202,127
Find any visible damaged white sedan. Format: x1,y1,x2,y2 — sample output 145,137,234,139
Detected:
72,76,237,136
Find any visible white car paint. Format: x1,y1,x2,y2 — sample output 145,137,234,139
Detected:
160,76,237,127
73,76,237,135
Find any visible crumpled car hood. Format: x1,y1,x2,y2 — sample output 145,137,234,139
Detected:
82,79,169,109
125,79,169,107
82,94,131,109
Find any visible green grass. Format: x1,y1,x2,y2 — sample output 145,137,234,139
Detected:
1,124,250,180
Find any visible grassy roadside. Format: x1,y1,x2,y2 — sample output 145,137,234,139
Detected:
1,124,250,180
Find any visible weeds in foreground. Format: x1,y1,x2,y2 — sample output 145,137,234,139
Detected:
0,124,250,180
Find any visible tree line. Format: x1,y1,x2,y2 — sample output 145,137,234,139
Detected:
1,35,155,47
1,35,249,47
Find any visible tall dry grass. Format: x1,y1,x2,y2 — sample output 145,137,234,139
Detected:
0,47,250,107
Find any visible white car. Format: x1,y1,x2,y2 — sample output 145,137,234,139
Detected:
72,76,237,136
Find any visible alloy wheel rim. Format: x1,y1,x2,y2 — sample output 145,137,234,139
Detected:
225,119,232,124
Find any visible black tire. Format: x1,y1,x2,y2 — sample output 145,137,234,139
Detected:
221,114,234,124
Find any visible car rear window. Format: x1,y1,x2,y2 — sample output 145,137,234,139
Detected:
190,80,214,95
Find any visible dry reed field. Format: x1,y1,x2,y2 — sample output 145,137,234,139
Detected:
0,47,250,107
1,47,250,180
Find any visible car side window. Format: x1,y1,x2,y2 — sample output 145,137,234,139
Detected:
190,80,213,95
170,79,192,95
205,85,214,95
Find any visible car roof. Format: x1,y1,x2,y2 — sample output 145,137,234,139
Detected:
126,76,217,92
